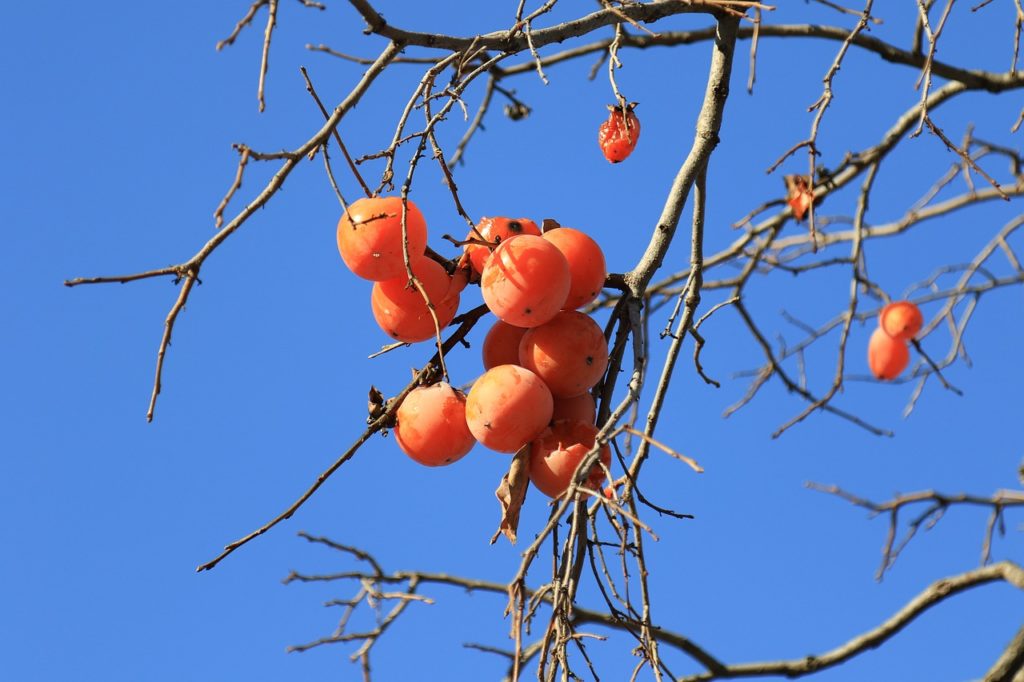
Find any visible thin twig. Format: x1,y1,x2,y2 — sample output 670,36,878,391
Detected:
300,66,370,199
258,0,279,112
214,146,251,228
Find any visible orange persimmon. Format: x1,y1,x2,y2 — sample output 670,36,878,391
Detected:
371,258,456,343
551,392,597,425
482,320,528,370
543,227,607,310
464,217,541,275
880,301,923,341
598,104,640,163
529,420,611,498
868,327,910,381
395,383,476,466
465,365,554,453
519,311,609,398
337,196,428,281
480,234,571,328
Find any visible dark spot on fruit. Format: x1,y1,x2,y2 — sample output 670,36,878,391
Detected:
509,220,523,233
525,307,532,315
586,356,594,365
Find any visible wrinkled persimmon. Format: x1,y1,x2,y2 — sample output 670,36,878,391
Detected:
598,104,640,163
464,217,541,275
465,365,553,453
543,228,607,310
519,311,609,398
868,327,909,381
337,196,428,281
482,320,528,370
481,234,571,328
880,301,923,341
529,420,611,498
371,257,457,343
395,383,476,467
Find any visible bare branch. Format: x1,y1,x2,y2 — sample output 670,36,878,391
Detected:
214,145,251,228
67,41,404,421
257,0,279,112
147,272,197,423
984,625,1024,682
196,304,488,572
217,0,269,51
809,483,1024,578
676,562,1024,681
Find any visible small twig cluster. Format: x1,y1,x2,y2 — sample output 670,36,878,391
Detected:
287,530,1024,682
809,482,1024,579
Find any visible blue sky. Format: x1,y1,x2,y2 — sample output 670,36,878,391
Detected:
3,2,1022,680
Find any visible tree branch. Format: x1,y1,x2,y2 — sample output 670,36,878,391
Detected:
677,562,1024,681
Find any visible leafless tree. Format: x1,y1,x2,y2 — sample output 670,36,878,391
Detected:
66,1,1024,679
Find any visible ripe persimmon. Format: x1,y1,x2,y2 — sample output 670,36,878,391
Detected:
519,311,609,398
598,104,640,163
465,365,554,453
337,196,428,281
868,327,909,381
371,257,457,343
529,420,611,498
880,301,923,341
395,383,476,466
447,258,471,298
481,234,571,328
464,217,541,275
551,392,597,425
435,262,467,326
543,227,607,310
482,320,528,370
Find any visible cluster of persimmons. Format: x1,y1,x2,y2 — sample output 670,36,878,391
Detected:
868,300,923,381
336,196,611,499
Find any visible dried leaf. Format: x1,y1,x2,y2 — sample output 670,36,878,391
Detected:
367,385,385,420
503,102,531,121
490,446,530,545
541,218,561,233
784,174,814,222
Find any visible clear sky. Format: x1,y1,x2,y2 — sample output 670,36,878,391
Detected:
3,2,1022,680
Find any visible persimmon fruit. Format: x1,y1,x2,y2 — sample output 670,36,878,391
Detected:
551,392,597,425
519,311,609,398
481,234,571,328
371,257,457,343
464,217,541,275
880,301,923,341
482,320,528,370
337,196,428,281
529,420,611,498
868,327,909,381
598,104,640,163
395,383,476,466
465,365,554,453
543,227,607,310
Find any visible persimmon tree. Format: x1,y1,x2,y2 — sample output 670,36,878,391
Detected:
66,1,1024,680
